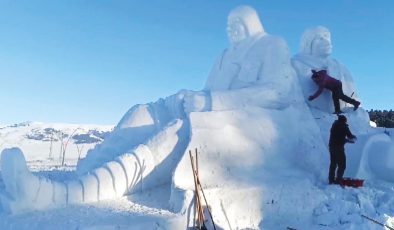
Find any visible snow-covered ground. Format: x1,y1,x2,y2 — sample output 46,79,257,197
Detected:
0,124,393,230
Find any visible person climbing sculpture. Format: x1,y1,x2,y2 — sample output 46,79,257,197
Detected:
308,69,360,114
328,115,356,185
292,26,360,113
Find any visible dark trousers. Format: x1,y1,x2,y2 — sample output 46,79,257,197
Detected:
329,145,346,183
331,83,357,112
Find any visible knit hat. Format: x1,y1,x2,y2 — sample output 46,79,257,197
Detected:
337,115,347,123
311,69,327,79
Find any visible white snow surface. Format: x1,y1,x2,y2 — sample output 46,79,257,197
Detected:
1,5,394,230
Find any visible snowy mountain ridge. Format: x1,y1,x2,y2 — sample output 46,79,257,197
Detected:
0,121,113,161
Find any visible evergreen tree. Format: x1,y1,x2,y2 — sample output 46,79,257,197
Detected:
368,109,394,128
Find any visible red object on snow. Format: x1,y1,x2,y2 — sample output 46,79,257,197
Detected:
341,178,364,188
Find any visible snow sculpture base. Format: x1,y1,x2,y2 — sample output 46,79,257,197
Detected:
170,105,328,229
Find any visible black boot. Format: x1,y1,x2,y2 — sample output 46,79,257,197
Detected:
353,101,361,111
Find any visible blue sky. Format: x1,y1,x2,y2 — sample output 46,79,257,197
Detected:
1,0,393,125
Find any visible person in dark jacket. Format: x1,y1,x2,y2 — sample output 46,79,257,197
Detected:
328,115,356,184
308,69,360,114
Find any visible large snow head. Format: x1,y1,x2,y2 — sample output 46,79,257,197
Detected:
300,26,332,58
226,5,265,46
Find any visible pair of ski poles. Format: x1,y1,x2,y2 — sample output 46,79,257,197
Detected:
189,149,216,230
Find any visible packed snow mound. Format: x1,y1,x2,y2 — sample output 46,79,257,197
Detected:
357,133,394,182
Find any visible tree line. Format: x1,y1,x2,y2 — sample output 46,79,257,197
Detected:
368,109,394,128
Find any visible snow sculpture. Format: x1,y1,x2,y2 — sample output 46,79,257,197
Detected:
291,26,371,168
292,26,359,113
0,5,301,216
292,26,394,184
204,5,299,110
78,4,299,175
0,119,188,213
76,92,189,175
6,7,394,230
169,6,326,229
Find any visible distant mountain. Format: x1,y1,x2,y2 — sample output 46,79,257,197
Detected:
0,121,114,162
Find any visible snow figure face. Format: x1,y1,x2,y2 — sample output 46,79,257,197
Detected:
227,5,265,46
311,31,332,58
226,17,248,45
299,26,332,57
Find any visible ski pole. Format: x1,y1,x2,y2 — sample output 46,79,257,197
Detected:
194,148,217,230
189,151,203,228
345,91,355,107
194,150,206,230
189,151,205,229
